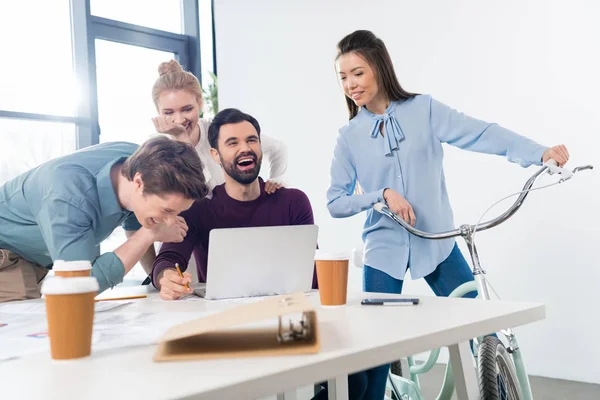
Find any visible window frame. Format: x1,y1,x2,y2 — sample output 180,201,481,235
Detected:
0,0,208,150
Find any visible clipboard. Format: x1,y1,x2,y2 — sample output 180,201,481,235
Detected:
153,292,320,362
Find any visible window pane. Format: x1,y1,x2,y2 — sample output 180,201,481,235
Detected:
91,0,182,33
199,0,217,118
0,119,76,185
95,40,174,144
95,40,175,282
0,0,76,116
100,227,153,282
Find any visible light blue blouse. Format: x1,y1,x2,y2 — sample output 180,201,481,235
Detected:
327,94,547,280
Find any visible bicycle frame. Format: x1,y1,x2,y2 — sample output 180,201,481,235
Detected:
378,161,593,400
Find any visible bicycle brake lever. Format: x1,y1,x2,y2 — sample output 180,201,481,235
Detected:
544,160,573,182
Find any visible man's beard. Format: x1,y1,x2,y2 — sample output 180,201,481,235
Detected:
221,151,263,185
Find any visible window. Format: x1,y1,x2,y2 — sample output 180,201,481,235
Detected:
0,119,76,184
95,40,174,144
0,0,76,116
90,0,183,33
88,0,205,281
1,0,213,284
0,0,77,183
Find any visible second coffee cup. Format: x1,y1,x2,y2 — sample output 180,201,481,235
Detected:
315,251,349,306
53,260,92,278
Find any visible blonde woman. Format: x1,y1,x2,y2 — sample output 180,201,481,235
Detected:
151,60,287,194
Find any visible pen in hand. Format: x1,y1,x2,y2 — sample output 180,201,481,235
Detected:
174,263,191,293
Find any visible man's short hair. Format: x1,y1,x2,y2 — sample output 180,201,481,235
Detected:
121,136,208,199
208,108,261,149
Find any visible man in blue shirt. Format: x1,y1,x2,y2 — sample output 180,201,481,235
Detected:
0,136,208,302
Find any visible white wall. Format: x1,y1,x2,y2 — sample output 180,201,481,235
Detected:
215,0,600,383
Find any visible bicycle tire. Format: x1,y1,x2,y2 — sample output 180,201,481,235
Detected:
478,336,524,400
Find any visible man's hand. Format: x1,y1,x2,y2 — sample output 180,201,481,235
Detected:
158,268,193,300
150,216,189,243
384,188,416,226
542,144,569,167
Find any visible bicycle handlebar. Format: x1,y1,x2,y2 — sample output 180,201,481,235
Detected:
373,160,594,240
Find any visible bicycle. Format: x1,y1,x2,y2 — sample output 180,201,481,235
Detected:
370,159,593,400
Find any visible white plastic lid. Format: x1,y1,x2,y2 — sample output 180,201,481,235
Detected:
53,260,92,271
314,250,350,261
41,276,99,295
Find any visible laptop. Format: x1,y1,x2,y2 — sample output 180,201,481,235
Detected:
191,225,318,300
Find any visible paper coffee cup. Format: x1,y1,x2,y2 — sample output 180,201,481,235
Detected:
315,251,350,306
53,260,92,277
41,277,99,360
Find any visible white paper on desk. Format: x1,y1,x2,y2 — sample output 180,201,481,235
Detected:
183,293,282,303
0,313,49,361
209,296,275,304
92,311,214,352
200,291,318,303
0,337,51,362
0,312,47,333
0,302,47,314
178,293,205,301
94,301,133,312
0,301,132,314
0,309,212,361
155,294,267,303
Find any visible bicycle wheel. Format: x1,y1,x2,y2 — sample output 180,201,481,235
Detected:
478,336,523,400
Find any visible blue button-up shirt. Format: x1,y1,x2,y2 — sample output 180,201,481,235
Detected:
0,142,141,292
327,95,547,280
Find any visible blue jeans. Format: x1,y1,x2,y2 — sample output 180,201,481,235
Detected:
364,243,477,298
313,243,476,400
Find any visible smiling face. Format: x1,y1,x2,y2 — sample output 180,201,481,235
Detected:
210,121,263,185
336,52,387,111
157,90,201,134
127,172,194,227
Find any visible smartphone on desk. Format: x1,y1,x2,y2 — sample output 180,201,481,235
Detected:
361,298,419,306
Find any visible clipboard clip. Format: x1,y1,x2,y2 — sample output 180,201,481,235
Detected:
277,312,312,343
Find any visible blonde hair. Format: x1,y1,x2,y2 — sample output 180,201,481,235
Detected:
152,59,203,109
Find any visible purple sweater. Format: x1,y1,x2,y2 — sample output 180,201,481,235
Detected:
152,178,317,288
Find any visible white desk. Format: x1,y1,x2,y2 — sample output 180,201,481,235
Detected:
0,290,544,400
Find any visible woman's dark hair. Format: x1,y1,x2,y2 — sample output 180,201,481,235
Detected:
336,30,417,120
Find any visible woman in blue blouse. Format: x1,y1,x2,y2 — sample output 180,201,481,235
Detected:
324,30,569,399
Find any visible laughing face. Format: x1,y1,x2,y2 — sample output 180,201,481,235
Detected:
127,172,194,228
211,120,263,185
157,90,201,135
